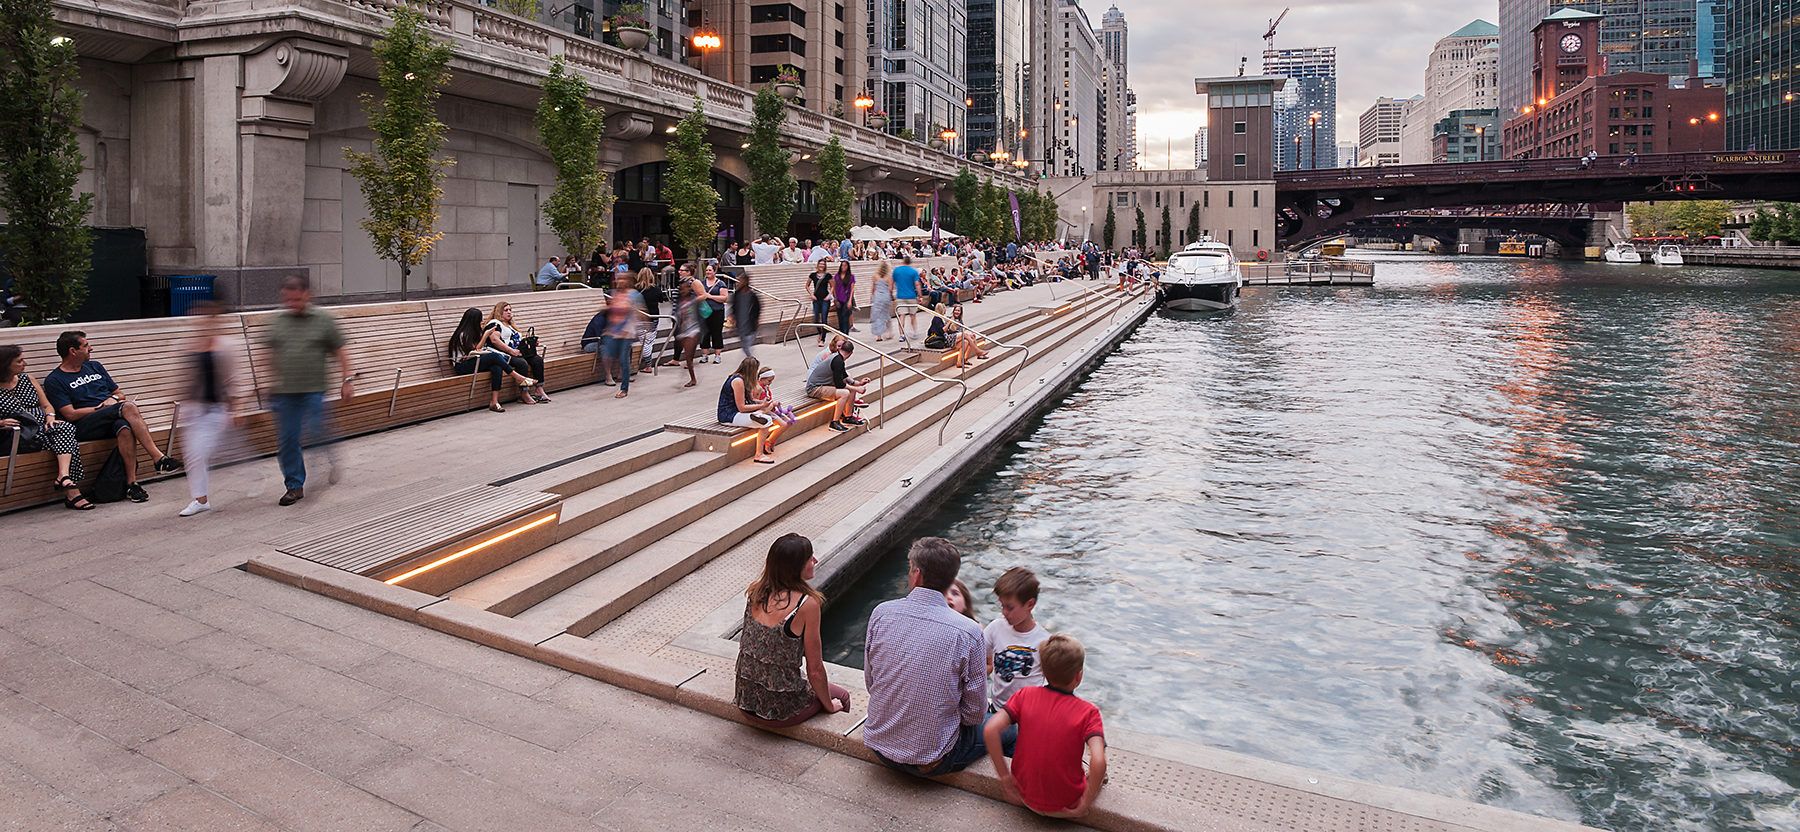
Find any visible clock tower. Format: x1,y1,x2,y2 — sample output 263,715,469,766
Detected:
1530,9,1601,108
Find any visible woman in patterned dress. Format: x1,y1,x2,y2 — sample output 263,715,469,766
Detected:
0,345,93,509
733,533,850,728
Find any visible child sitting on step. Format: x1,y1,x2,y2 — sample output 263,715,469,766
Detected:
756,367,798,427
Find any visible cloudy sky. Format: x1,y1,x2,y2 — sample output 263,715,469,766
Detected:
1123,0,1500,167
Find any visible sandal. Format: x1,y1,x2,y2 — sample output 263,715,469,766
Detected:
613,391,628,399
488,403,506,413
754,456,777,464
53,476,78,490
519,378,540,388
63,495,96,511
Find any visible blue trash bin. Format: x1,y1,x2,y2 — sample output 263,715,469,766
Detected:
168,275,216,317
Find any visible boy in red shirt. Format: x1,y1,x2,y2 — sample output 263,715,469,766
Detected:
983,634,1106,818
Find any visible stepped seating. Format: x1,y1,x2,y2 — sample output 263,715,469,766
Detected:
436,286,1134,635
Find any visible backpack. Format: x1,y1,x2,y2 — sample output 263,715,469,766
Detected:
85,449,129,503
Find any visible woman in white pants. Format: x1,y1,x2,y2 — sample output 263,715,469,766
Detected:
179,302,247,516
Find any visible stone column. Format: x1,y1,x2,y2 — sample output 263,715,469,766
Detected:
230,39,348,304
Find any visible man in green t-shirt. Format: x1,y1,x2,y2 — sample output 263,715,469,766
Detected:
262,275,353,505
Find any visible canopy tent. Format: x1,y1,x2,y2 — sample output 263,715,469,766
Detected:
849,226,891,241
888,225,935,241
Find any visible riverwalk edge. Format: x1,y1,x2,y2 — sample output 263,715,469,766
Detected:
245,288,1603,832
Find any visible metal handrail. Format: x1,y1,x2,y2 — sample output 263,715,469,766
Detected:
909,305,1031,395
793,322,969,445
1047,273,1137,324
718,273,809,345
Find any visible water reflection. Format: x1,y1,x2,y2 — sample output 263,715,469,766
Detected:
821,257,1800,831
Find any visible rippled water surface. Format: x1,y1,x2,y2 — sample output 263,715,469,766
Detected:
821,256,1800,831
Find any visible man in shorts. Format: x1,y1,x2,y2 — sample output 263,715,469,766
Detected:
804,339,868,433
892,255,922,346
45,330,183,502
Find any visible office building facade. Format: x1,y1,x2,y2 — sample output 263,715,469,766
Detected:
1264,46,1338,170
1359,96,1408,166
1032,0,1102,177
866,0,967,141
693,0,866,113
1433,109,1502,161
966,0,1028,161
1725,0,1800,150
1501,1,1708,118
1097,4,1137,171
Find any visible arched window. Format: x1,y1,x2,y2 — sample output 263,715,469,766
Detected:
861,192,910,226
613,162,745,208
795,180,819,215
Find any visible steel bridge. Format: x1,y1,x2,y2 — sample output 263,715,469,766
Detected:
1274,152,1800,248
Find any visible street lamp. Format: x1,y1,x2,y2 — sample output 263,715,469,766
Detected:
1475,126,1486,161
1308,110,1321,171
691,32,720,75
853,90,874,126
1690,113,1721,150
941,128,958,156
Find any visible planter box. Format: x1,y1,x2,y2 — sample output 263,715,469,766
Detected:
615,26,651,51
775,83,801,99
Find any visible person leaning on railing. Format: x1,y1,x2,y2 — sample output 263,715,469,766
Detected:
0,344,93,510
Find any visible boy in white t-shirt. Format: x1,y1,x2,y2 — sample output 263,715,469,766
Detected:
986,567,1051,710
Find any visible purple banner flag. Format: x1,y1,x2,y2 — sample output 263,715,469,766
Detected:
931,186,941,245
1009,192,1023,242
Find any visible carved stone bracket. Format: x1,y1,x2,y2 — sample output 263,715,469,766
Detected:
855,165,891,183
241,39,348,136
605,112,656,142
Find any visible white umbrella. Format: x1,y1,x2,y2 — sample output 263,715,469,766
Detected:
891,225,933,241
850,226,890,241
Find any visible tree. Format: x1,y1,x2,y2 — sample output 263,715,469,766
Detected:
1035,189,1061,241
1749,208,1775,243
1160,204,1172,256
535,56,610,263
665,99,719,267
950,168,981,235
815,136,852,240
1101,202,1116,250
744,85,794,238
0,2,92,323
1671,200,1729,238
491,0,538,16
1626,201,1678,236
1133,206,1146,249
979,176,1007,240
344,7,454,299
1187,202,1200,245
1778,203,1800,245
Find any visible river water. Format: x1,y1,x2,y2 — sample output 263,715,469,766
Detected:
820,255,1800,832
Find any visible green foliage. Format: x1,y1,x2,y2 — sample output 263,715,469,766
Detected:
536,56,610,261
1133,206,1146,249
491,0,538,17
1101,202,1116,250
744,85,794,238
1778,203,1800,245
0,3,92,323
1160,204,1172,256
950,168,981,235
1024,189,1058,241
1627,200,1732,239
1748,208,1775,243
816,137,853,240
897,128,917,141
344,7,454,299
608,2,648,28
665,99,719,262
978,176,1007,240
1187,203,1200,244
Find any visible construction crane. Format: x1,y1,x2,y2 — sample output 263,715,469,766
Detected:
1263,7,1289,56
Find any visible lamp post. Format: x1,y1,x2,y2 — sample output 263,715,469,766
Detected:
690,32,720,76
1292,135,1301,171
853,90,874,127
1308,110,1321,171
941,128,958,157
1474,126,1486,162
1689,112,1721,150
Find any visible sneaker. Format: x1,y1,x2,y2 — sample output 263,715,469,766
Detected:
154,456,184,473
278,488,304,506
179,500,211,517
125,482,149,503
713,355,722,364
828,420,850,432
842,415,866,426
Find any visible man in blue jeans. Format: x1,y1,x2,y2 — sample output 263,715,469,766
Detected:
864,537,1016,776
263,275,352,506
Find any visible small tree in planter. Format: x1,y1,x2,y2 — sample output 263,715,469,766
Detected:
536,55,611,266
665,99,719,270
0,1,92,324
772,65,802,98
949,168,981,235
897,128,917,141
608,3,651,51
744,85,795,239
928,124,949,149
816,137,854,241
1102,202,1116,250
344,7,454,300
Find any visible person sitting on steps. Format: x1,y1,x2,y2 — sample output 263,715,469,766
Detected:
804,339,868,433
449,308,538,412
44,330,182,503
734,533,850,728
718,356,778,464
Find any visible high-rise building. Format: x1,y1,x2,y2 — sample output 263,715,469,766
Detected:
1696,0,1725,79
1263,46,1338,170
1335,141,1358,167
1031,0,1102,177
866,0,968,142
967,0,1028,162
1433,109,1502,162
1500,0,1707,118
1097,4,1136,171
1358,96,1409,166
693,0,865,114
1726,0,1799,150
1194,127,1208,169
1403,21,1500,163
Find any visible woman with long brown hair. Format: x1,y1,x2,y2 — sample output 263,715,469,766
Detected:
734,533,849,727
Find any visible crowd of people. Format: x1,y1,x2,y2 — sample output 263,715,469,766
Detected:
736,534,1106,819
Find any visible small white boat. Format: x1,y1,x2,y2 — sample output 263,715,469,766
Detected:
1603,242,1642,264
1157,240,1242,311
1651,244,1684,266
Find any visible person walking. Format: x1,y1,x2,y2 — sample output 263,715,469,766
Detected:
831,261,857,335
602,272,645,399
177,302,248,516
731,271,763,359
698,264,730,364
263,275,352,506
869,260,895,341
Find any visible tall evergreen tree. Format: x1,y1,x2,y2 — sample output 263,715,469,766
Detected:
979,176,1008,240
1187,202,1200,244
0,2,91,323
535,56,610,263
665,99,719,266
1749,208,1775,243
815,136,853,241
1133,206,1146,249
345,7,454,299
1101,202,1116,250
1037,190,1061,241
744,85,795,238
1160,204,1173,256
950,168,981,235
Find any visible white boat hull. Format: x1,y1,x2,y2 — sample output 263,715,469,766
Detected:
1603,245,1642,264
1159,280,1239,311
1652,247,1684,266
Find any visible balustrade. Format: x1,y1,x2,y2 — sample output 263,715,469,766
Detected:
650,65,698,96
472,8,548,54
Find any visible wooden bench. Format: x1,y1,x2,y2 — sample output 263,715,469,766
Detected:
2,288,612,514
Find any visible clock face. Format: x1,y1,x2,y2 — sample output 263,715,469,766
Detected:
1561,33,1583,53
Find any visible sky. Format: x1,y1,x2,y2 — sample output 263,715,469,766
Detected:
1121,0,1500,168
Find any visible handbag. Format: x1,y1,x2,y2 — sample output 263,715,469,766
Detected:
9,419,43,453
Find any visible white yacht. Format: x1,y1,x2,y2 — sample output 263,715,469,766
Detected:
1157,240,1243,311
1603,241,1643,264
1651,244,1684,266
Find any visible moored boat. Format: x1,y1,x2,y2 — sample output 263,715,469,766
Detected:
1651,244,1684,266
1603,241,1642,264
1157,240,1242,311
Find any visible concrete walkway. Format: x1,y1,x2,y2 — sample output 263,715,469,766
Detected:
0,284,1092,831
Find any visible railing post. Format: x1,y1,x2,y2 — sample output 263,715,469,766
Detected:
388,368,403,417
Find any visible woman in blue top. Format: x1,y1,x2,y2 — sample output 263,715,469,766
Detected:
718,356,778,463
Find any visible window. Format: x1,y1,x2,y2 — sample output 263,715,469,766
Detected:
1179,191,1185,207
1227,229,1235,246
751,65,805,83
1252,229,1259,247
1227,190,1234,207
750,34,804,55
1204,191,1210,207
836,31,843,47
1154,192,1160,208
1233,121,1246,135
835,3,844,20
750,4,805,25
835,58,843,73
1252,191,1259,208
1232,154,1245,167
1115,193,1129,206
835,84,842,100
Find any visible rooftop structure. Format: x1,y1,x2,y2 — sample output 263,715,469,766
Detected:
1263,46,1338,171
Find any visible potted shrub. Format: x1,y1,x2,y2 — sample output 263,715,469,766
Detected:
868,110,888,130
773,65,802,99
897,127,917,141
608,3,651,51
928,123,948,149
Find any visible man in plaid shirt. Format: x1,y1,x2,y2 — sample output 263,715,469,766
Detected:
863,538,1016,775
